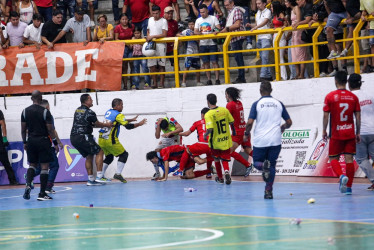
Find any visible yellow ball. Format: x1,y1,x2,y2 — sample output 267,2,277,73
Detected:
307,198,315,204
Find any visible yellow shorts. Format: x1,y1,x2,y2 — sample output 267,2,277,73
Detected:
98,137,125,157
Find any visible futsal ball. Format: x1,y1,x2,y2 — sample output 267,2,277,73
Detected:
307,198,315,204
142,42,156,57
73,212,80,219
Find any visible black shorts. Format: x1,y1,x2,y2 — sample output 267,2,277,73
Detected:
27,136,53,164
70,134,101,158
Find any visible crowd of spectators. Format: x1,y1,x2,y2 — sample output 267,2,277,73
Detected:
0,0,373,90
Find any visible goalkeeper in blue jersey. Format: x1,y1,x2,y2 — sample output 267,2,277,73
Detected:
98,98,147,183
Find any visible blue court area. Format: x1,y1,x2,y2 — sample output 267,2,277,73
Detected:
0,180,374,249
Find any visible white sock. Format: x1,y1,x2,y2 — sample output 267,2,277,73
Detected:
102,163,109,176
116,162,125,175
97,171,103,179
153,163,160,175
88,175,95,181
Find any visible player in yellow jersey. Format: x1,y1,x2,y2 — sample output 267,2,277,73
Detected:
203,93,236,185
98,98,146,183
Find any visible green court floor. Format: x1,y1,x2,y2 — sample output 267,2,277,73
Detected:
0,207,373,249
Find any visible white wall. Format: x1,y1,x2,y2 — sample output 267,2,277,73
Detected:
2,73,373,178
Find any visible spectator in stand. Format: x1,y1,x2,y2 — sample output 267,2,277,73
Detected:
114,13,134,90
271,1,288,81
123,0,150,37
147,5,168,88
41,9,66,48
150,0,181,21
360,0,374,73
56,0,75,19
4,0,15,23
33,0,53,22
164,6,178,67
185,0,200,21
194,4,221,85
0,18,7,46
52,7,90,45
234,0,253,50
221,0,246,83
2,11,27,49
23,13,43,48
177,19,202,87
17,0,39,25
193,0,223,18
131,26,151,89
248,0,272,81
76,0,95,27
93,14,113,43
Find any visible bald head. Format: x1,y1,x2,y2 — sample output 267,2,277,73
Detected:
31,90,42,103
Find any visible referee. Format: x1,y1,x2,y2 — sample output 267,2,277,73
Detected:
21,90,59,201
70,94,112,186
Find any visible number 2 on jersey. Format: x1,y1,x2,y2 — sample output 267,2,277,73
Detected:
339,103,348,122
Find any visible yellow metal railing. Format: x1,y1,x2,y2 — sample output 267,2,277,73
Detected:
115,15,374,87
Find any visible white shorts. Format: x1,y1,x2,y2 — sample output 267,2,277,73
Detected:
148,43,166,67
155,135,180,150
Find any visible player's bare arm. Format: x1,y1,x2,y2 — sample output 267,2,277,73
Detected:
244,118,254,142
162,123,184,138
322,111,330,140
179,130,192,137
203,128,213,141
46,123,59,153
155,119,162,139
281,119,292,133
354,111,361,143
94,120,112,128
230,122,236,136
158,161,169,182
126,115,139,122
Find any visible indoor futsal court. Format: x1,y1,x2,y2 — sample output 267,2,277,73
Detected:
1,178,374,249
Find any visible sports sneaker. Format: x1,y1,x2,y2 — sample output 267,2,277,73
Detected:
131,85,136,90
144,83,150,89
262,161,270,182
113,174,127,183
345,187,352,195
264,190,273,199
339,49,348,57
23,185,32,200
151,172,160,180
96,177,111,183
206,173,212,179
244,164,253,177
327,50,339,60
224,171,231,185
215,177,224,184
215,79,221,85
37,193,53,201
367,184,374,191
197,82,204,86
206,80,213,85
246,43,253,50
173,170,183,176
45,188,56,194
181,82,186,87
339,175,349,193
24,173,34,189
328,69,337,77
87,180,105,186
319,72,328,77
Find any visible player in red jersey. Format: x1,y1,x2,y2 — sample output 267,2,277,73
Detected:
323,71,361,194
225,87,253,177
146,145,195,182
179,108,215,179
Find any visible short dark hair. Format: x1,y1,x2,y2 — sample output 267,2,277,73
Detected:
134,26,142,33
112,98,122,108
32,13,43,21
260,81,272,94
207,93,217,105
152,5,161,12
160,119,169,130
201,107,210,114
199,4,208,10
188,19,196,24
260,0,267,3
10,11,20,18
119,13,128,20
31,90,42,103
41,99,49,107
225,87,241,101
335,71,347,86
80,94,90,104
52,9,63,16
348,73,362,89
146,151,158,161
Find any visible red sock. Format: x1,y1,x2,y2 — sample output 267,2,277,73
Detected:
231,151,250,167
346,163,355,187
330,159,343,177
222,161,229,172
194,169,211,178
215,161,223,179
179,151,190,171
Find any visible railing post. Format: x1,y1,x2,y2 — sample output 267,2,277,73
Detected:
353,20,364,74
223,35,232,84
274,29,282,81
312,25,323,78
173,38,180,87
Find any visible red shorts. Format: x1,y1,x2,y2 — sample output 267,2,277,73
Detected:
232,134,251,148
211,149,231,162
187,143,213,162
329,138,356,157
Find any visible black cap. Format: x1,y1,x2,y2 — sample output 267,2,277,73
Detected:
348,73,363,84
75,7,86,15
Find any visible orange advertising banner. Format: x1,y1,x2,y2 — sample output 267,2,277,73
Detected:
0,42,125,94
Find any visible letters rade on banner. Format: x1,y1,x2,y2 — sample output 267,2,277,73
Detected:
0,42,125,94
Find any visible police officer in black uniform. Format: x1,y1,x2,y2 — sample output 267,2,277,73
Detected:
21,90,59,201
70,94,112,186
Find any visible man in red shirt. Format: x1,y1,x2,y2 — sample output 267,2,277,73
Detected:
323,71,361,195
164,6,179,67
150,0,181,21
225,87,253,177
123,0,150,37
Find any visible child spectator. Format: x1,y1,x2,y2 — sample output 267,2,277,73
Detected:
177,19,201,87
131,26,151,90
23,13,43,48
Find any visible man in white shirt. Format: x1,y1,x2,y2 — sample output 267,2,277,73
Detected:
147,5,168,89
244,81,292,199
194,4,221,85
23,13,44,48
249,0,272,81
348,73,374,190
